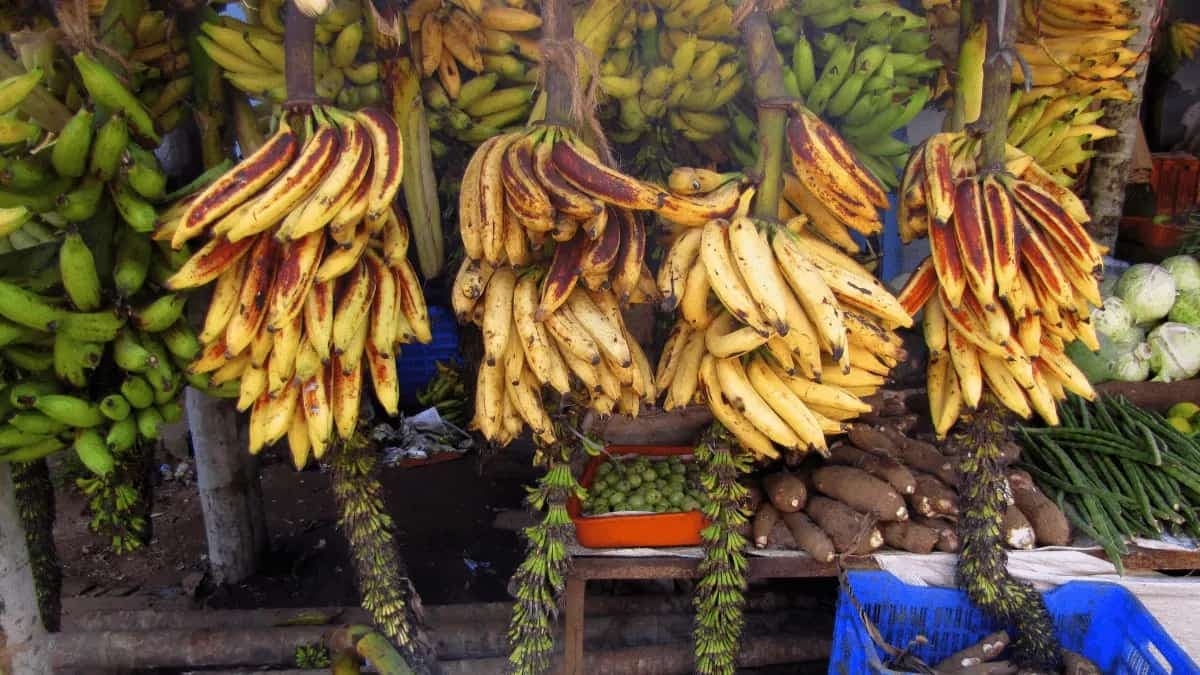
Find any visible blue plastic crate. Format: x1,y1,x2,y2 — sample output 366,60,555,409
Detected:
830,571,1198,675
396,305,459,400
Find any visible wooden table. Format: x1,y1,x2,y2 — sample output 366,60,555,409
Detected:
560,545,1200,675
561,554,873,675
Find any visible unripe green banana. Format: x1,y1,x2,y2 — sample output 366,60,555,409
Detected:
74,428,115,476
136,406,164,440
100,394,132,421
893,29,931,54
0,426,52,449
90,113,129,181
132,293,185,332
0,437,65,463
34,394,105,427
9,411,66,435
807,40,856,115
0,318,35,348
782,69,801,98
73,53,160,143
161,319,201,361
0,157,52,191
60,231,103,311
154,371,181,405
52,109,94,178
58,177,105,223
123,143,167,200
53,334,91,388
121,376,155,409
827,71,869,118
114,329,157,373
56,310,126,342
0,69,44,116
2,346,53,372
158,400,183,424
457,73,500,110
112,182,157,233
331,21,362,68
112,225,151,297
10,380,59,409
106,416,137,451
138,332,177,397
792,37,816,95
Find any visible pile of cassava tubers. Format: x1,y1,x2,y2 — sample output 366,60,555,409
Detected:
747,424,1072,558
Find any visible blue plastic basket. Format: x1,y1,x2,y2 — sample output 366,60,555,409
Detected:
396,305,459,401
830,571,1198,675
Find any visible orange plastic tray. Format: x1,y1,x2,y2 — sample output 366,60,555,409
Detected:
567,445,708,548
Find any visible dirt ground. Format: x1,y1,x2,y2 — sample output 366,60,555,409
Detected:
55,444,542,609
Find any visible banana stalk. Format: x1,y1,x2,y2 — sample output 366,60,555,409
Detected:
954,402,1059,669
739,8,788,218
691,425,752,675
331,435,438,670
506,417,586,675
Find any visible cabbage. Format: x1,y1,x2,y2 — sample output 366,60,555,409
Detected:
1065,339,1111,383
1110,342,1152,382
1090,297,1133,338
1110,324,1147,345
1116,264,1177,324
1170,289,1200,326
1148,322,1200,382
1162,256,1200,292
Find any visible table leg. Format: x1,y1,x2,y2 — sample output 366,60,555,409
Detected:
563,575,586,675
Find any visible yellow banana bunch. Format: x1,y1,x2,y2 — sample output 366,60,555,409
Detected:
408,0,543,145
1006,91,1115,186
1168,21,1200,64
199,6,382,108
454,123,767,445
654,207,909,461
896,134,1102,434
159,106,427,470
1014,0,1140,101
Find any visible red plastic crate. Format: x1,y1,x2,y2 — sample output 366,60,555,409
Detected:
567,445,708,548
1150,153,1200,216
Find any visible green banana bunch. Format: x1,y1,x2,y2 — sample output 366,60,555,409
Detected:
415,361,469,428
766,0,938,188
590,1,745,145
1007,91,1114,186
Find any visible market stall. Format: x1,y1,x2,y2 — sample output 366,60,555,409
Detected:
1,0,1200,672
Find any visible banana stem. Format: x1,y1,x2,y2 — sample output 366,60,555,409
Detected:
541,0,574,127
739,8,788,220
973,0,1016,171
284,0,318,106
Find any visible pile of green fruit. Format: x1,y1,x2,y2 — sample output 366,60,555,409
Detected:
581,455,705,515
1166,402,1200,436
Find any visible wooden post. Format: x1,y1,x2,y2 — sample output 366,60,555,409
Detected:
1084,1,1162,250
186,388,267,585
0,464,50,674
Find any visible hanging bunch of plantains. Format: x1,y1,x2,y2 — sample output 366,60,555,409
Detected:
154,0,438,663
894,14,1104,437
692,425,752,675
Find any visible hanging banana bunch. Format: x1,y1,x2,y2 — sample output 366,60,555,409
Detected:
895,132,1102,435
753,0,938,189
453,122,768,445
160,105,430,470
1014,0,1141,103
585,0,744,145
653,108,912,461
1005,89,1117,187
0,47,205,557
409,0,545,146
198,0,384,109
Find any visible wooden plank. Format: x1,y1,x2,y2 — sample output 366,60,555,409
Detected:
1096,379,1200,412
562,578,586,675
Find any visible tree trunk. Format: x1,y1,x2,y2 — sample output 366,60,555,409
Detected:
1084,1,1161,250
0,464,50,674
187,389,267,585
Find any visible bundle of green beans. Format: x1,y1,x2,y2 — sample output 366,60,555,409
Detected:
1016,394,1200,573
